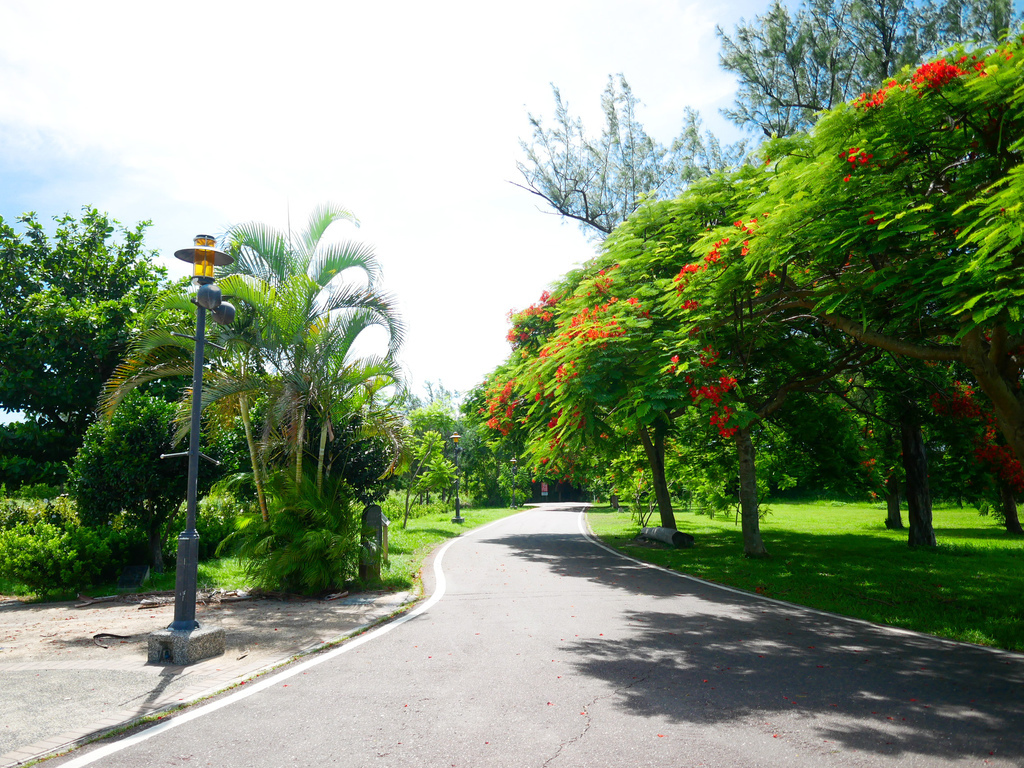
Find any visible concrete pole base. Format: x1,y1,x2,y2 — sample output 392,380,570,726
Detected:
147,625,225,665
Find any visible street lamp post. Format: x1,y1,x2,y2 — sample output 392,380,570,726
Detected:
451,433,463,524
164,235,235,633
510,457,518,509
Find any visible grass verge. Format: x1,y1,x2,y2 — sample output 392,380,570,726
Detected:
588,501,1024,653
1,507,522,602
368,506,523,592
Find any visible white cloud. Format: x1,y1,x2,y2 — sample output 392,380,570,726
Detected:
0,0,761,397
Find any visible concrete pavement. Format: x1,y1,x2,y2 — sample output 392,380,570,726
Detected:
40,504,1024,767
0,591,412,767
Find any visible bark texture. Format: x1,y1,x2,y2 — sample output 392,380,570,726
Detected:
638,421,678,530
884,474,903,530
900,417,936,547
735,427,768,557
999,483,1024,536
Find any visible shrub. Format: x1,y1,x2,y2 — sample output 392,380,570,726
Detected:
218,472,359,594
162,489,247,561
0,521,111,597
14,483,65,500
0,495,80,531
70,390,228,571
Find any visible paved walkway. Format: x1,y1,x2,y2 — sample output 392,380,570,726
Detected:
43,506,1024,768
0,591,411,767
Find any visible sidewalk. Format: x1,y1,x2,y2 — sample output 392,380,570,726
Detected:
0,591,413,767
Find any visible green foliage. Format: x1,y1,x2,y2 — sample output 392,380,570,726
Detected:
417,452,457,495
11,482,64,500
497,461,532,507
160,488,248,561
591,501,1024,651
218,471,360,594
69,390,226,569
0,521,111,597
0,494,79,531
0,207,166,488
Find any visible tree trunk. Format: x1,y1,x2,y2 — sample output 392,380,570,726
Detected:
403,482,414,529
962,327,1024,469
295,409,306,485
317,421,329,494
884,474,903,529
149,527,164,573
900,416,936,547
637,421,677,529
999,483,1024,535
239,393,269,522
735,426,769,558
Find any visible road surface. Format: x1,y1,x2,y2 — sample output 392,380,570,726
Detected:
56,503,1024,767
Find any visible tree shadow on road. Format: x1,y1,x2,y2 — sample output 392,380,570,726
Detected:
490,522,1024,763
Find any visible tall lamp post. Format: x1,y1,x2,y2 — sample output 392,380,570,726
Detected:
163,235,235,634
510,458,518,509
451,433,463,524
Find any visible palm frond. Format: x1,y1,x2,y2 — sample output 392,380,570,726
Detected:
308,239,380,289
300,202,359,262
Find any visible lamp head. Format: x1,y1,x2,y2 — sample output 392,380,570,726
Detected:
450,433,461,445
174,234,233,284
211,301,236,326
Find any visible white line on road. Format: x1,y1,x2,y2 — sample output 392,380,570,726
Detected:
57,512,525,768
576,506,1024,660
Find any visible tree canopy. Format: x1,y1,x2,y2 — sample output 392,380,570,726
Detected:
493,37,1024,551
0,208,165,487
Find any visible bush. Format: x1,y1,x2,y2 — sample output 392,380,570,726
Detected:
219,472,360,594
0,495,80,531
162,489,247,561
14,482,64,500
0,521,111,597
70,390,229,571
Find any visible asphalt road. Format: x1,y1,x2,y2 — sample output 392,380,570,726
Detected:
55,504,1024,767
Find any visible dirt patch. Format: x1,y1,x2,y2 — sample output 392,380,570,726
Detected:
0,590,414,665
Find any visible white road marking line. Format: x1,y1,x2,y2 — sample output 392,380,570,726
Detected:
57,512,524,767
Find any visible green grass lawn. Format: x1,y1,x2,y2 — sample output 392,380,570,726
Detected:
370,506,522,592
0,507,522,602
588,501,1024,653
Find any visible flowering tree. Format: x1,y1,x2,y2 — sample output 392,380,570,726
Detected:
496,251,697,530
724,39,1024,473
932,380,1024,533
718,0,1020,137
639,170,873,556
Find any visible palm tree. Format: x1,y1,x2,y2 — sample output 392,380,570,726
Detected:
103,203,406,519
220,204,404,485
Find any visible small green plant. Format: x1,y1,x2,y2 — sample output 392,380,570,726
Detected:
0,521,111,597
14,482,64,500
218,471,360,594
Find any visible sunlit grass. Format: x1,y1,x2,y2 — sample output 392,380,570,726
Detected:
588,501,1024,652
371,506,522,592
0,557,252,601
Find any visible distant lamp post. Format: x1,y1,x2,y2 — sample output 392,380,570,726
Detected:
450,433,463,524
162,235,234,634
510,458,518,509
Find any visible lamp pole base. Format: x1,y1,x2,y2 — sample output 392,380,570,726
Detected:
147,625,225,665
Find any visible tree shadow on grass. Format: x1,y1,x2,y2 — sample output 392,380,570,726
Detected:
487,521,1024,762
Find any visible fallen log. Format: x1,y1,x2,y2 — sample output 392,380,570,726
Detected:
639,527,695,549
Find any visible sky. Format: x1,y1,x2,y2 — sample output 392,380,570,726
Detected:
0,0,763,402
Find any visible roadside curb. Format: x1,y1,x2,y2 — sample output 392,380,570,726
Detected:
0,593,415,768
